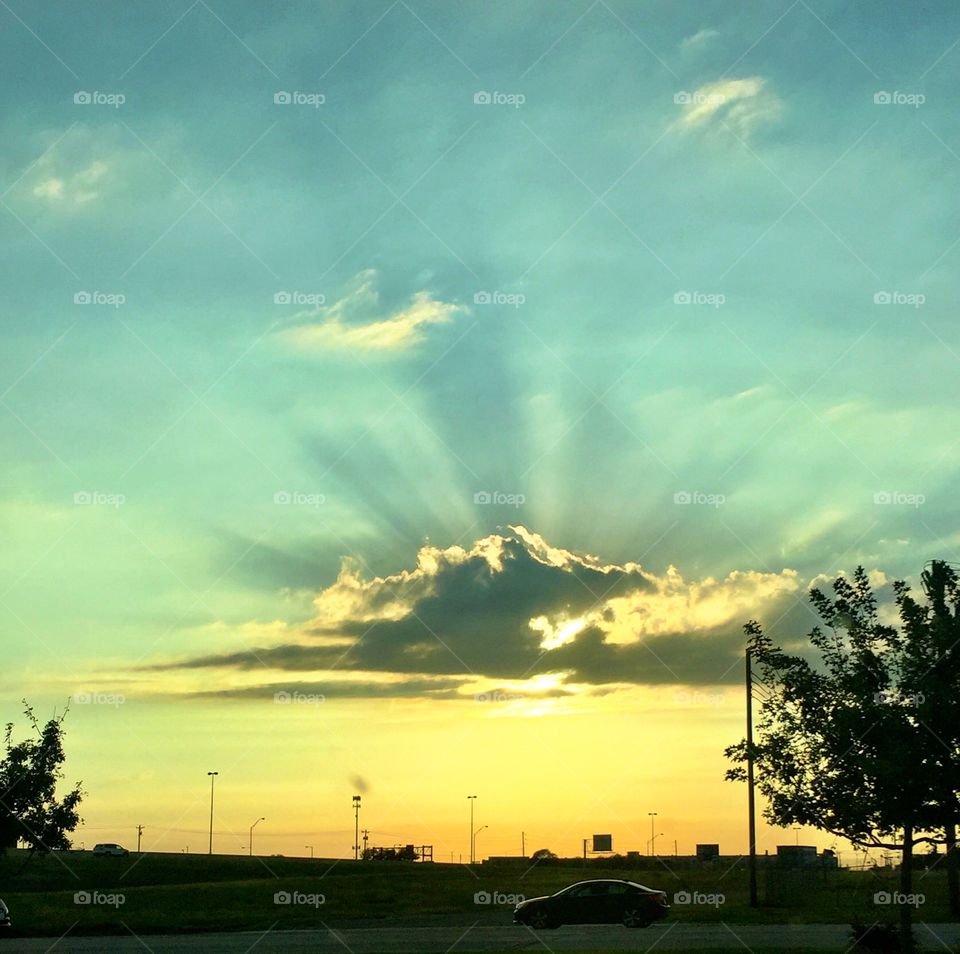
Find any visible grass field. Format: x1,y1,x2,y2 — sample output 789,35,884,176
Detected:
1,849,957,937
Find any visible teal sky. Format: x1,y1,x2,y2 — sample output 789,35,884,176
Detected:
2,0,960,857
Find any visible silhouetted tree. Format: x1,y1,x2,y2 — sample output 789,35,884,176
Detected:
0,702,83,853
726,566,960,953
530,847,556,861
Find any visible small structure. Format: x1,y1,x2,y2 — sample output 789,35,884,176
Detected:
696,844,720,862
776,845,818,867
363,844,433,862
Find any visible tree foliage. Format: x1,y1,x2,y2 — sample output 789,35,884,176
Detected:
725,563,960,952
0,702,84,852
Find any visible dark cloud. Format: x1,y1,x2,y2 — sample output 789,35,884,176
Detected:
144,528,800,696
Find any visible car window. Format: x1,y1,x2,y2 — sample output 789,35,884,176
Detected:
606,883,628,894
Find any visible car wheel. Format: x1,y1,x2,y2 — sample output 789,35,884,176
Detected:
528,909,556,929
623,906,650,928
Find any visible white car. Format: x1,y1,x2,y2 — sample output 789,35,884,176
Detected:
92,843,129,857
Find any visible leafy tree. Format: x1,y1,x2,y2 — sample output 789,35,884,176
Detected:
0,702,84,852
530,847,556,861
725,566,960,953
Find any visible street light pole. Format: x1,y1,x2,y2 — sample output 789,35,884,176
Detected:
305,845,314,858
474,825,487,863
467,795,477,864
207,772,219,855
648,812,657,856
352,795,361,860
249,817,264,858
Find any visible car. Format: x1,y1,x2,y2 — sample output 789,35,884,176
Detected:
92,843,129,857
513,879,669,929
0,897,11,932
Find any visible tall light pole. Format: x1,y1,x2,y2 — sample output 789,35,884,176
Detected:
467,795,477,864
207,772,219,855
305,845,314,858
352,795,361,860
249,817,264,858
474,825,487,863
648,812,657,856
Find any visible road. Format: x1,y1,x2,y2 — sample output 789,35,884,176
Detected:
8,922,960,952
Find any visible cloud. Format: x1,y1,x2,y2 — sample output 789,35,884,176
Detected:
143,528,800,695
675,77,781,137
280,270,463,353
679,28,719,51
32,159,108,206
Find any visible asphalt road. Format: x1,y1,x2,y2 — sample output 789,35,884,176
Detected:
8,922,960,952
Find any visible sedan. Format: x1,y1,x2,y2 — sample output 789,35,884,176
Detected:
0,897,10,932
514,879,669,929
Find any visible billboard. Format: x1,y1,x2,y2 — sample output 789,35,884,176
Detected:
592,834,613,852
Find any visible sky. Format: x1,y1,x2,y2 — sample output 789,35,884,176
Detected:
1,0,959,863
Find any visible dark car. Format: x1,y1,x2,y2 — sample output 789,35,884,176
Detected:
0,897,10,932
514,879,669,929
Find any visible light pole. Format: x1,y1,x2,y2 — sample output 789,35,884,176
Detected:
305,845,314,858
467,795,477,864
648,812,658,856
352,795,361,860
249,817,264,858
473,825,487,863
207,772,219,855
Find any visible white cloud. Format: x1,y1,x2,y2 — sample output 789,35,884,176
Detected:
675,76,781,137
32,159,108,206
680,28,719,51
281,270,463,353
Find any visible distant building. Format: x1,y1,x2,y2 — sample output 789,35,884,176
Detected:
776,845,838,868
696,844,720,862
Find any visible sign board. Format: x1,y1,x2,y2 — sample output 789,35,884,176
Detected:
592,834,613,852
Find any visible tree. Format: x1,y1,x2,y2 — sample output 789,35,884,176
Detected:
530,848,556,861
0,702,84,852
725,566,960,954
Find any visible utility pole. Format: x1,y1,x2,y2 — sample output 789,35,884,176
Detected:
352,796,361,861
207,771,219,855
467,795,477,864
362,829,369,859
136,825,143,854
746,648,758,908
521,831,525,857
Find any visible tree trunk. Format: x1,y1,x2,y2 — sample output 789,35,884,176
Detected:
899,827,914,954
947,823,960,916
